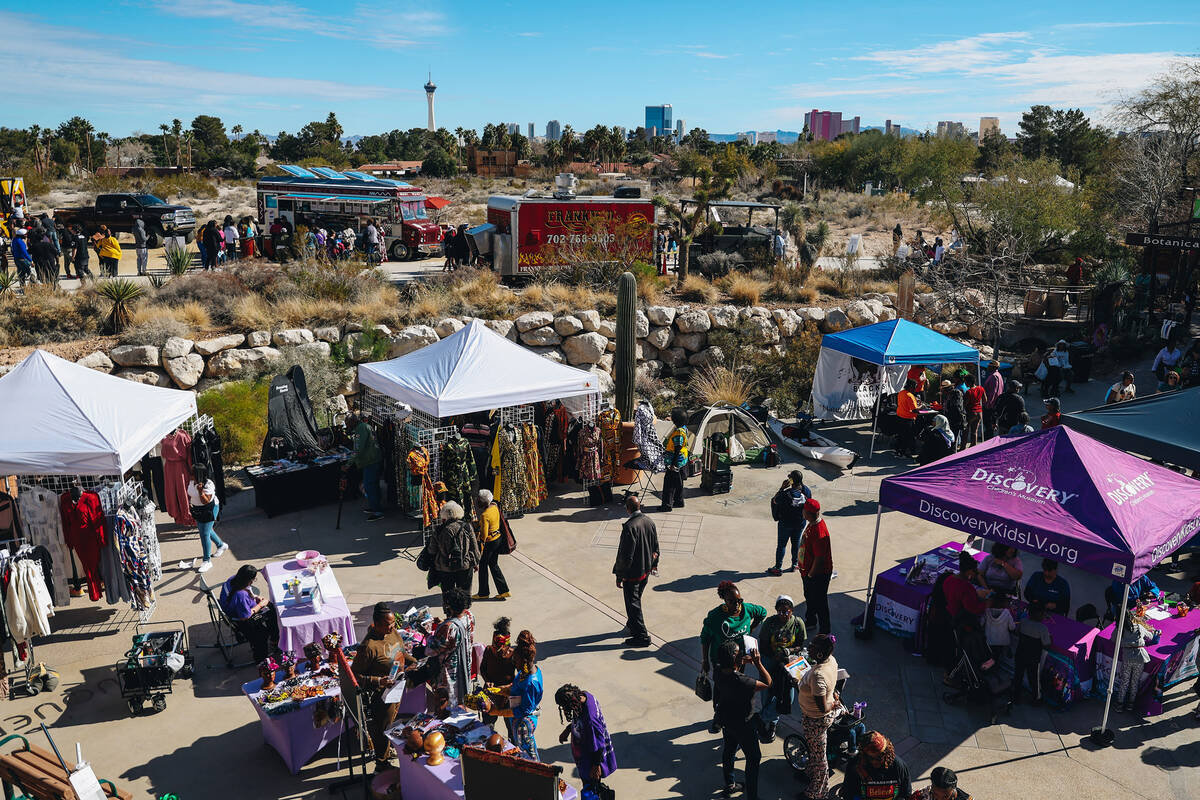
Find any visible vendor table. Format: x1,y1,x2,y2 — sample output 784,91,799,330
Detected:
1040,612,1097,706
246,451,352,517
241,663,350,774
264,559,358,654
870,541,973,640
1089,603,1200,716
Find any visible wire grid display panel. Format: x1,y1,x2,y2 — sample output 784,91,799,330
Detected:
497,404,535,426
590,511,702,556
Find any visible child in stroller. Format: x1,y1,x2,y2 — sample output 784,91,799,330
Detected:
943,612,1012,723
781,670,868,775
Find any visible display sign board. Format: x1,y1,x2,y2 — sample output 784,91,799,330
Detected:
1124,232,1200,251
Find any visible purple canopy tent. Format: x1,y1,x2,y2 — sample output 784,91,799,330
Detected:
864,427,1200,744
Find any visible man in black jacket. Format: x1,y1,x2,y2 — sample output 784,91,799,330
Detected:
994,380,1026,435
613,495,659,648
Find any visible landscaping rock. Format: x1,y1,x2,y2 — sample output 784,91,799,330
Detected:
864,299,885,318
561,332,607,365
689,346,725,367
821,308,850,332
646,306,676,327
343,332,376,363
313,326,342,343
553,315,584,336
162,336,194,360
884,293,897,307
109,344,160,368
636,359,661,380
659,348,688,369
76,351,113,372
596,319,617,338
272,328,314,347
675,309,712,333
520,326,562,347
634,310,650,339
707,305,739,329
515,311,554,333
116,368,171,387
587,366,616,396
251,346,283,362
750,306,770,318
326,394,349,417
344,321,365,333
247,330,271,347
596,353,614,373
605,340,616,352
527,346,566,364
204,349,250,377
796,307,826,325
645,325,674,351
389,325,439,357
963,288,987,310
674,332,707,352
483,319,518,341
934,321,968,335
772,309,798,338
195,333,245,356
845,300,879,326
968,323,988,341
163,354,205,389
297,341,332,359
577,309,602,332
745,316,780,344
434,318,464,338
878,306,897,321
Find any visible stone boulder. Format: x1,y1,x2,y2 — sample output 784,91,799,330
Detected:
634,310,650,339
297,341,332,359
163,354,205,389
483,319,518,341
272,328,314,347
76,351,113,372
116,368,171,387
527,346,565,364
772,309,799,338
864,299,885,317
343,332,376,363
968,323,988,341
646,306,676,327
845,300,879,326
515,311,553,333
796,307,826,326
561,332,607,366
434,318,464,338
645,325,674,351
963,288,986,310
388,325,439,358
520,326,562,347
247,330,271,347
553,315,584,336
596,353,614,373
675,309,712,333
162,336,194,360
577,309,602,332
878,306,897,321
674,332,707,352
587,367,616,397
689,346,725,367
821,308,850,332
659,348,688,369
195,333,245,356
636,360,662,380
109,345,160,368
313,326,342,343
934,321,968,336
596,319,617,338
707,305,739,329
204,349,251,377
745,316,780,344
252,346,283,362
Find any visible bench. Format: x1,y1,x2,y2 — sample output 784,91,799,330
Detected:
0,736,129,800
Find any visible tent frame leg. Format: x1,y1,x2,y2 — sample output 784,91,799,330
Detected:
855,505,885,639
1091,582,1131,747
868,366,884,459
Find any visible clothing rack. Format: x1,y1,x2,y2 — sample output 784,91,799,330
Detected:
16,474,120,495
497,404,535,426
580,398,610,489
98,478,157,623
188,414,214,436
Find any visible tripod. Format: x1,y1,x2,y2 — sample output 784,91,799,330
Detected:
329,650,371,798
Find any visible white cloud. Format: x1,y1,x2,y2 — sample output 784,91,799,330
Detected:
856,32,1032,74
693,52,728,60
517,32,541,37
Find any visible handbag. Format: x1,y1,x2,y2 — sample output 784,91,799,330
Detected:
190,502,215,523
496,508,518,555
582,780,616,800
694,671,713,702
416,544,434,572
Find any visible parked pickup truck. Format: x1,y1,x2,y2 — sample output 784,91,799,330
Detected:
54,193,197,247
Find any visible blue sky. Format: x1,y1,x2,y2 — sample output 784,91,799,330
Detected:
4,1,1198,138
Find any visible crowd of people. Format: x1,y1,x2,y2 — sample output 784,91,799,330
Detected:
0,211,127,284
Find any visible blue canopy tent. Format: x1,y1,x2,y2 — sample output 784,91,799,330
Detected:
810,319,980,457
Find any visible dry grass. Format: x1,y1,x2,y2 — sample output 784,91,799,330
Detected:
863,279,897,295
796,286,819,303
677,274,719,304
410,291,451,321
721,274,766,306
691,365,757,407
518,283,615,315
231,295,274,330
130,301,212,331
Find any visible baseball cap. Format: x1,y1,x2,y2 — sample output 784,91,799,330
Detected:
804,498,820,513
776,594,794,608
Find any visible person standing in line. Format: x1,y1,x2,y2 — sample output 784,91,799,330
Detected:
993,380,1025,436
346,413,383,521
961,372,984,447
201,221,221,270
223,215,240,263
799,498,834,636
473,489,510,600
351,602,414,773
364,217,382,265
443,227,458,271
701,582,768,734
613,494,659,648
767,470,811,576
660,409,690,511
69,224,93,282
981,360,1004,439
939,379,965,450
133,218,149,275
30,226,59,284
11,229,33,284
893,379,921,457
555,684,617,794
95,225,122,277
892,223,902,255
427,503,480,600
714,641,769,800
243,216,258,258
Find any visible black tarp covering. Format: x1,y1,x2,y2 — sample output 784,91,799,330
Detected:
1061,385,1200,471
261,365,323,460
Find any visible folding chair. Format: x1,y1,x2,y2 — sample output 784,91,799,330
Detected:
623,459,659,507
195,574,254,669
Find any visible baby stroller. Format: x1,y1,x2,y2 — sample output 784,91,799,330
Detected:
942,615,1012,724
780,669,867,778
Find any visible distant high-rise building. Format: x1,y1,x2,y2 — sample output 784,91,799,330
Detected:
804,109,857,141
841,116,861,136
676,119,685,139
645,105,673,139
546,120,561,141
936,120,966,138
646,126,657,140
884,120,902,136
758,131,777,144
528,123,534,139
506,123,519,136
978,117,1000,144
737,131,758,146
424,72,437,132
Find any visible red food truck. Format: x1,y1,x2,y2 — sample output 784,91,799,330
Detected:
474,175,654,278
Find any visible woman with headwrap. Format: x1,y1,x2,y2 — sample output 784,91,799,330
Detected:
917,414,955,465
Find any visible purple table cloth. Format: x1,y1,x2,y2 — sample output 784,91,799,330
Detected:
264,559,357,654
871,541,974,640
387,742,579,800
1089,604,1200,716
241,664,350,774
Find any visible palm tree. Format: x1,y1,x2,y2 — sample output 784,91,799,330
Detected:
171,119,183,167
29,125,42,176
231,124,243,142
652,170,731,283
159,124,171,165
560,125,576,163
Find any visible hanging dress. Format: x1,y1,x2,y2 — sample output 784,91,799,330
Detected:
407,447,438,528
597,408,622,483
160,430,195,525
441,436,478,512
59,491,106,602
578,424,602,482
521,423,547,508
498,426,528,514
632,401,666,472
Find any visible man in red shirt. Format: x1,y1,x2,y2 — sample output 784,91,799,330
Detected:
943,552,988,618
906,365,928,396
962,372,985,447
894,380,922,458
799,498,834,635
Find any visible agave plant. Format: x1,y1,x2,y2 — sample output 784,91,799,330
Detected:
164,245,193,276
97,278,145,333
0,270,15,298
148,273,170,289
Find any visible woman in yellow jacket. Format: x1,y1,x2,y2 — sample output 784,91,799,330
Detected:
472,489,510,600
95,226,121,276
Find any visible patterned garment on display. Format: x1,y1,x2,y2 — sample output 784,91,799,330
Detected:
632,401,665,472
577,424,602,482
520,423,547,509
597,408,622,483
15,487,71,607
406,447,438,528
441,435,478,512
114,511,154,611
544,405,570,482
498,426,529,514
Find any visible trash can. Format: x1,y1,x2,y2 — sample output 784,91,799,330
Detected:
1070,346,1094,383
1024,289,1047,317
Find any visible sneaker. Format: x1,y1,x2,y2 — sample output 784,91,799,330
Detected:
722,781,743,797
787,564,798,573
623,637,651,647
214,543,229,558
766,567,783,577
496,592,511,599
830,570,839,580
709,718,722,734
471,594,490,601
197,560,213,573
366,512,384,521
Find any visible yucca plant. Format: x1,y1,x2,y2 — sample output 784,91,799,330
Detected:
0,270,15,298
164,245,193,276
97,278,145,333
148,273,170,289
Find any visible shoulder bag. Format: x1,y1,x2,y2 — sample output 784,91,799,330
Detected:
496,507,518,555
694,671,713,702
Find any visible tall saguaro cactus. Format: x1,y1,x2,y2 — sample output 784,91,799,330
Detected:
615,271,637,420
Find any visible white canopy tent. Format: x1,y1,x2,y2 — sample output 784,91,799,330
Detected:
357,319,601,417
0,350,198,475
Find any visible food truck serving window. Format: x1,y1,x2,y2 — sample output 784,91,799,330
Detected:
400,200,428,221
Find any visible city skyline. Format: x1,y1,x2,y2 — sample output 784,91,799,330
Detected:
2,3,1197,137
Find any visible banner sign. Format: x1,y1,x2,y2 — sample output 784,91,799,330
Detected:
1124,232,1200,251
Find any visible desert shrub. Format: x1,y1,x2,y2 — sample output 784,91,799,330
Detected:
721,273,765,306
0,286,105,343
796,286,818,303
118,317,188,347
130,300,211,331
691,365,757,407
676,274,718,304
693,251,741,279
198,378,270,465
153,271,249,324
780,202,805,241
846,203,868,219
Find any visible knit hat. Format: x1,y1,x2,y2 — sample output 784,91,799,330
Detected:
775,594,794,608
803,498,820,513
